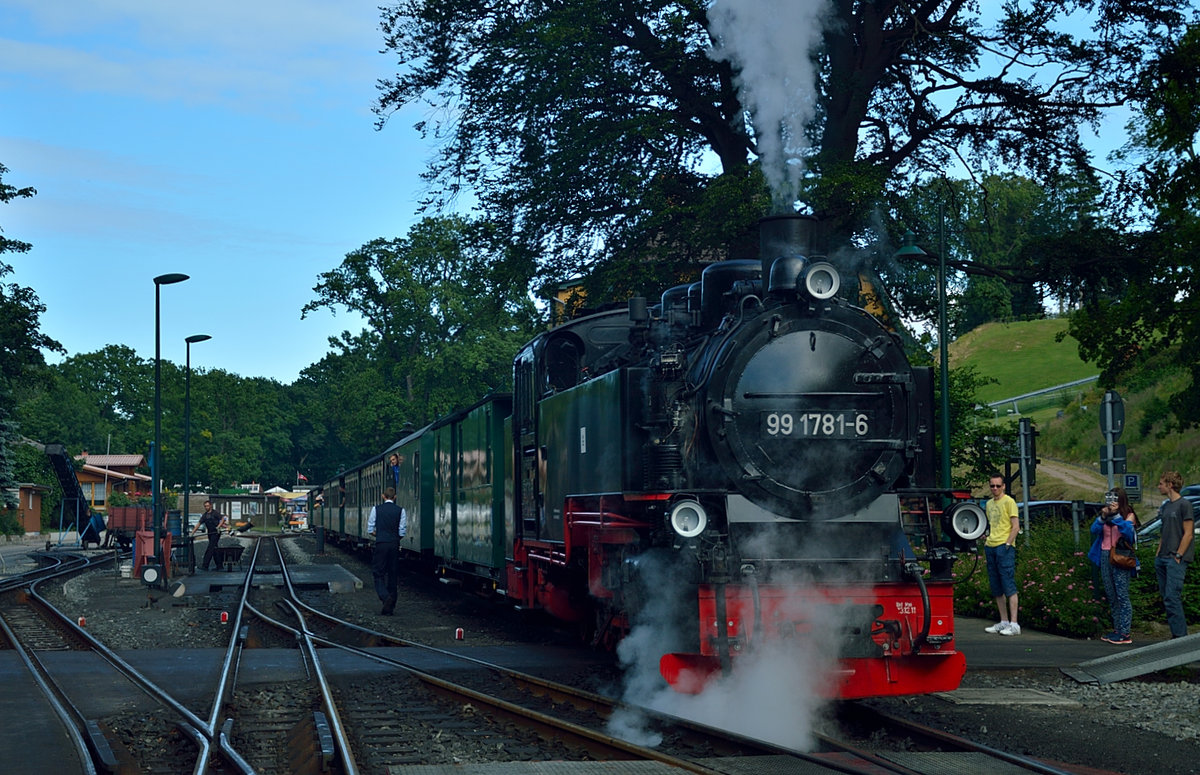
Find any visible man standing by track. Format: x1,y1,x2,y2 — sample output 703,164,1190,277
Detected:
191,501,227,572
368,487,406,615
983,474,1021,636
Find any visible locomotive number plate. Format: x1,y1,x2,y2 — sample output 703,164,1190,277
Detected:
763,411,871,438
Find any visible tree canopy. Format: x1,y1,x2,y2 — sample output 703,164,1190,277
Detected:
301,215,540,457
1,164,61,389
375,0,1191,288
1,164,63,509
1047,23,1200,428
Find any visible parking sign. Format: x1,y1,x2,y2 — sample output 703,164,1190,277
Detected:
1123,473,1141,501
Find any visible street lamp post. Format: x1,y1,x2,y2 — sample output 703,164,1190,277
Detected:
895,228,952,490
153,273,189,583
183,333,211,573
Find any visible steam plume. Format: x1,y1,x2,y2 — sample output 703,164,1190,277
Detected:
708,0,832,208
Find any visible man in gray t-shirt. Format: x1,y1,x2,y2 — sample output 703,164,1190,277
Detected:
1154,471,1194,638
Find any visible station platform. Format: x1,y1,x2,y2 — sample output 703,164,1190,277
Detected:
952,615,1169,670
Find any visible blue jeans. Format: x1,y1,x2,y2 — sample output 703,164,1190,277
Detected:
985,544,1017,598
1100,551,1133,636
1154,556,1190,638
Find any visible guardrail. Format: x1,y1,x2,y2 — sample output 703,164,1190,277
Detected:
986,375,1099,416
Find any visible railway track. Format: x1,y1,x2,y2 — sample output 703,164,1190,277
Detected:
253,539,1099,775
264,540,1102,774
2,537,1128,774
0,548,254,773
0,551,221,773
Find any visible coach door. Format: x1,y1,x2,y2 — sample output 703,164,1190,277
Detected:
514,350,542,540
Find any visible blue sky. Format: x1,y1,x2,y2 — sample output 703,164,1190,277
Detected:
1,0,428,383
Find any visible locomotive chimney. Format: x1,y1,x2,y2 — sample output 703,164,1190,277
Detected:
759,214,822,292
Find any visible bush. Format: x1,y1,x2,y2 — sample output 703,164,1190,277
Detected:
0,505,20,538
953,522,1200,636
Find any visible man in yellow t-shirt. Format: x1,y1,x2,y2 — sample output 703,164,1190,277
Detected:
983,474,1021,636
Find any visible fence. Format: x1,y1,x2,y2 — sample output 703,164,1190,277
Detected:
986,375,1099,417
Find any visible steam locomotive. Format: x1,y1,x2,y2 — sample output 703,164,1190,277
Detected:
311,213,987,700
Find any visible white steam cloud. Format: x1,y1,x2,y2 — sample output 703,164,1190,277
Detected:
607,534,865,750
708,0,832,209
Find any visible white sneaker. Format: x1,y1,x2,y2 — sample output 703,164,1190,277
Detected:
985,622,1008,634
999,622,1021,636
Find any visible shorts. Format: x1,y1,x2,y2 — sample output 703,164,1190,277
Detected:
985,543,1018,598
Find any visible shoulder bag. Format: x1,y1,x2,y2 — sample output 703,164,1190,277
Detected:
1110,537,1137,570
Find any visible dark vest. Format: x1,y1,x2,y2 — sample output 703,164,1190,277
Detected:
374,501,402,544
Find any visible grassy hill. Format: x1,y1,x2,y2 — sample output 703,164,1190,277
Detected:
949,318,1199,502
948,317,1097,404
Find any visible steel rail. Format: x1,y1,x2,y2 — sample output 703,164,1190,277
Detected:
270,574,908,773
18,551,236,772
194,537,262,775
852,702,1084,775
0,608,98,774
279,597,361,775
0,551,93,593
26,545,254,774
265,549,867,775
273,537,362,773
235,539,361,773
28,576,225,766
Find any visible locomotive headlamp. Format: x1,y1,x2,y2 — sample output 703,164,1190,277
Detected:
945,501,988,543
804,262,840,300
669,500,708,539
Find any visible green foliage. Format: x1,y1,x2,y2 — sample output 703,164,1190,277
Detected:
1036,352,1199,487
0,402,17,511
948,318,1200,493
1,165,63,389
12,444,61,530
301,215,539,436
376,2,1188,282
945,363,1015,489
106,490,131,507
0,505,19,537
1040,26,1200,432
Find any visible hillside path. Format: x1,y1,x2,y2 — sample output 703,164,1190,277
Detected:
1037,458,1162,509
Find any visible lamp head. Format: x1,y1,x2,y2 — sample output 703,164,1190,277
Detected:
893,230,928,260
154,272,189,285
185,334,212,344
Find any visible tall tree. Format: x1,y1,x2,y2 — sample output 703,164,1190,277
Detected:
303,215,540,430
1,164,61,389
897,172,1105,336
1049,23,1200,428
14,345,153,458
1,163,63,507
375,1,1190,285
